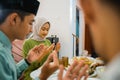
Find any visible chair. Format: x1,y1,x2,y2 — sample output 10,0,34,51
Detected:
12,40,24,63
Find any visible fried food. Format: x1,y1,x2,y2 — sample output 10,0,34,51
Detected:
73,57,93,66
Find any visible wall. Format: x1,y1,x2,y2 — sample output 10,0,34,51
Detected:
37,0,76,58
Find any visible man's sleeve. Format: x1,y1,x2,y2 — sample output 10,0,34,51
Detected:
0,55,13,80
16,59,29,78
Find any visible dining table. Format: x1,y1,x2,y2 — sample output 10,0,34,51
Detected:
30,56,104,80
30,66,101,80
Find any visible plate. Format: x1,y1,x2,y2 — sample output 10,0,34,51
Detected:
30,67,100,80
69,56,95,66
87,78,100,80
30,68,66,80
30,68,41,79
96,66,105,77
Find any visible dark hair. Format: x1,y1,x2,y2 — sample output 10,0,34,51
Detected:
0,9,32,24
100,0,120,14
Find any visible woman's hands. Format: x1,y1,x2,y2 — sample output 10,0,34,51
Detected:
26,43,55,63
26,42,61,63
55,42,61,52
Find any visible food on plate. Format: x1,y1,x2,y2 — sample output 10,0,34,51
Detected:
88,61,104,76
72,56,94,66
88,63,102,75
71,56,105,76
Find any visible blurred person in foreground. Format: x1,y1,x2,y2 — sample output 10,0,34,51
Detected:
79,0,120,80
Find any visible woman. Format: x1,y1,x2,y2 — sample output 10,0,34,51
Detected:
23,17,51,58
22,17,60,80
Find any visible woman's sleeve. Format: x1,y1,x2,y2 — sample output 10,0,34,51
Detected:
22,40,31,58
46,39,51,46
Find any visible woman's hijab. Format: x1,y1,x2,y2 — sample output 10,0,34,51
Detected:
30,17,50,41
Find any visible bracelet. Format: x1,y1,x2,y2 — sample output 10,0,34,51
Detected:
24,59,31,65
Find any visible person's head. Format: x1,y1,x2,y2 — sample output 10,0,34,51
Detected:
0,0,40,41
79,0,120,63
31,17,50,41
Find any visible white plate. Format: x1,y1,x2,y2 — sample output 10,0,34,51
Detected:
96,66,105,77
30,68,66,80
87,78,100,80
30,68,100,80
30,68,41,79
69,56,95,65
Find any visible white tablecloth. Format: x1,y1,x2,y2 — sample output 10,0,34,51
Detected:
30,68,100,80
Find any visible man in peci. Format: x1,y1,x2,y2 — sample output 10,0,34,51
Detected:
0,0,56,80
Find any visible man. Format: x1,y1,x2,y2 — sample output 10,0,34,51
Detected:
58,0,120,80
78,0,120,80
0,0,57,80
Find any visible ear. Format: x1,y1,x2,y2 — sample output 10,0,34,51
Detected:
9,13,20,26
80,0,95,24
